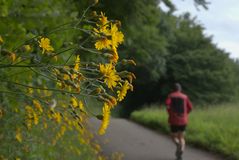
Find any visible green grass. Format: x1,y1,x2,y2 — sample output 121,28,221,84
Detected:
130,103,239,160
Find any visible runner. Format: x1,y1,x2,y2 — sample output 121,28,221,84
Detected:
165,83,193,160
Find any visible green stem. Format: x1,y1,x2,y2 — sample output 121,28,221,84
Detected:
6,80,97,98
29,67,57,82
74,4,94,27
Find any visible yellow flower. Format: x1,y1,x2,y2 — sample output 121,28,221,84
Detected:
110,47,119,64
33,112,39,125
72,55,80,79
99,63,120,89
57,82,63,88
95,37,111,50
9,52,16,62
25,105,35,129
94,22,124,50
38,37,54,53
25,105,33,113
79,100,84,111
52,112,61,123
99,12,108,26
28,87,34,95
111,24,124,48
70,97,78,108
33,100,43,113
0,35,3,45
25,119,32,130
74,55,80,71
117,80,131,102
94,24,110,36
98,103,111,135
105,71,120,89
59,125,66,136
15,128,22,143
23,45,31,52
25,104,39,125
108,96,117,108
99,63,113,75
63,74,70,80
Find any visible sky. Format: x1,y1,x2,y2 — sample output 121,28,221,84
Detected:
169,0,239,59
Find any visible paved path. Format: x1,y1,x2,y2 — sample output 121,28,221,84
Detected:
90,118,224,160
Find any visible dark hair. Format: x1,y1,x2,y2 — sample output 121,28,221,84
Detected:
174,83,182,91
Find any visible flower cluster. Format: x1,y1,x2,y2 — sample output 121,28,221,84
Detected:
0,5,135,159
94,12,124,64
92,12,135,134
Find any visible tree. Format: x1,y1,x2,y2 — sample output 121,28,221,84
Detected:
159,13,238,104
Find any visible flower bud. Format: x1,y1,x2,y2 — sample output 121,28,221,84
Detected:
23,45,31,52
94,0,99,5
91,11,98,17
0,36,3,45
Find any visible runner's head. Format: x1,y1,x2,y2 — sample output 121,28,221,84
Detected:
174,83,182,92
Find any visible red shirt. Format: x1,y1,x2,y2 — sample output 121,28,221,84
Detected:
165,91,192,125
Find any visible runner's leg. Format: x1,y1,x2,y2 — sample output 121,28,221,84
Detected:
178,132,185,152
171,133,180,145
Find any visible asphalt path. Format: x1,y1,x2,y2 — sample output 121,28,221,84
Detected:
90,118,224,160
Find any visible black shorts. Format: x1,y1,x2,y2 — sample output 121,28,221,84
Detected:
170,125,186,133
